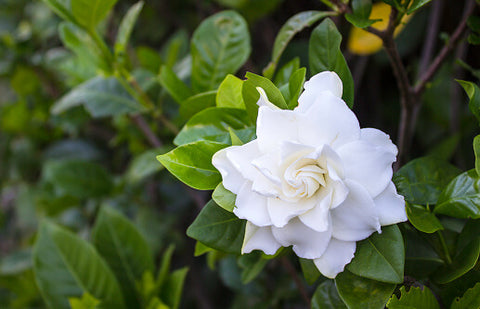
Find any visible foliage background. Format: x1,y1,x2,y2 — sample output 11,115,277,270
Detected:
1,0,480,308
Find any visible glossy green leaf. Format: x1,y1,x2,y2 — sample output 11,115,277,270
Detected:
114,1,144,63
191,10,250,92
242,71,288,121
347,225,404,284
346,0,377,28
159,267,188,309
238,251,268,283
406,203,443,233
59,22,110,72
311,280,347,309
212,182,236,212
92,207,154,308
407,0,432,14
179,91,217,119
432,220,480,284
434,170,480,219
274,57,300,87
158,65,193,105
126,147,170,183
285,67,306,109
69,292,100,309
393,156,461,205
194,241,215,257
216,74,245,109
174,107,252,145
187,200,246,254
451,282,480,309
387,286,439,309
156,141,228,190
457,80,480,125
41,0,76,24
33,221,125,309
309,18,354,107
474,135,480,176
335,270,395,309
43,160,113,198
299,258,321,285
71,0,118,31
263,11,335,78
51,76,145,117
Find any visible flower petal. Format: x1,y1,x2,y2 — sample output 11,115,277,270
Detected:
298,91,360,148
313,238,356,279
225,140,261,183
360,128,398,155
212,148,245,194
336,140,396,197
267,195,318,228
256,87,280,110
331,180,380,241
242,222,282,255
298,188,333,232
234,181,272,226
296,71,343,113
256,106,300,152
374,182,407,225
271,217,332,259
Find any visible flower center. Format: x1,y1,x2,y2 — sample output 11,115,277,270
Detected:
282,158,327,200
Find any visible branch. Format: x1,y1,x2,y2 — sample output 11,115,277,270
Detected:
130,114,163,147
417,0,444,78
281,257,311,306
414,0,477,95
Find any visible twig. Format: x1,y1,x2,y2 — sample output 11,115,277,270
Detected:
130,114,163,147
281,257,311,306
417,0,444,78
414,0,476,95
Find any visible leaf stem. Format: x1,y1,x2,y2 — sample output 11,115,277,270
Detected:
437,231,452,265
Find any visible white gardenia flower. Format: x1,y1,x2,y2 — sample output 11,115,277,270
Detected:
212,71,407,278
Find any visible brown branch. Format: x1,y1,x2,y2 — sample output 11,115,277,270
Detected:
417,0,444,78
130,114,163,147
281,257,311,306
414,0,476,95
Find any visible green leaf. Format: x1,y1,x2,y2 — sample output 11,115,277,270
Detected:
457,80,480,125
335,270,395,309
59,22,110,72
92,207,154,308
155,245,175,295
263,11,335,78
451,282,480,309
71,0,118,31
346,0,377,28
285,67,306,109
406,203,443,233
187,200,246,254
407,0,432,14
191,10,251,92
159,267,188,309
41,0,77,24
212,182,236,212
274,57,300,87
33,221,125,309
311,280,347,309
158,65,193,105
194,241,215,257
69,292,100,309
387,286,439,309
309,18,354,108
51,76,145,117
434,170,480,219
156,141,228,190
432,220,480,284
174,107,253,145
114,1,144,63
299,258,321,285
43,160,113,198
474,135,480,177
179,91,217,119
347,225,404,284
126,147,170,183
242,71,288,122
393,156,461,205
216,74,245,109
237,251,269,284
